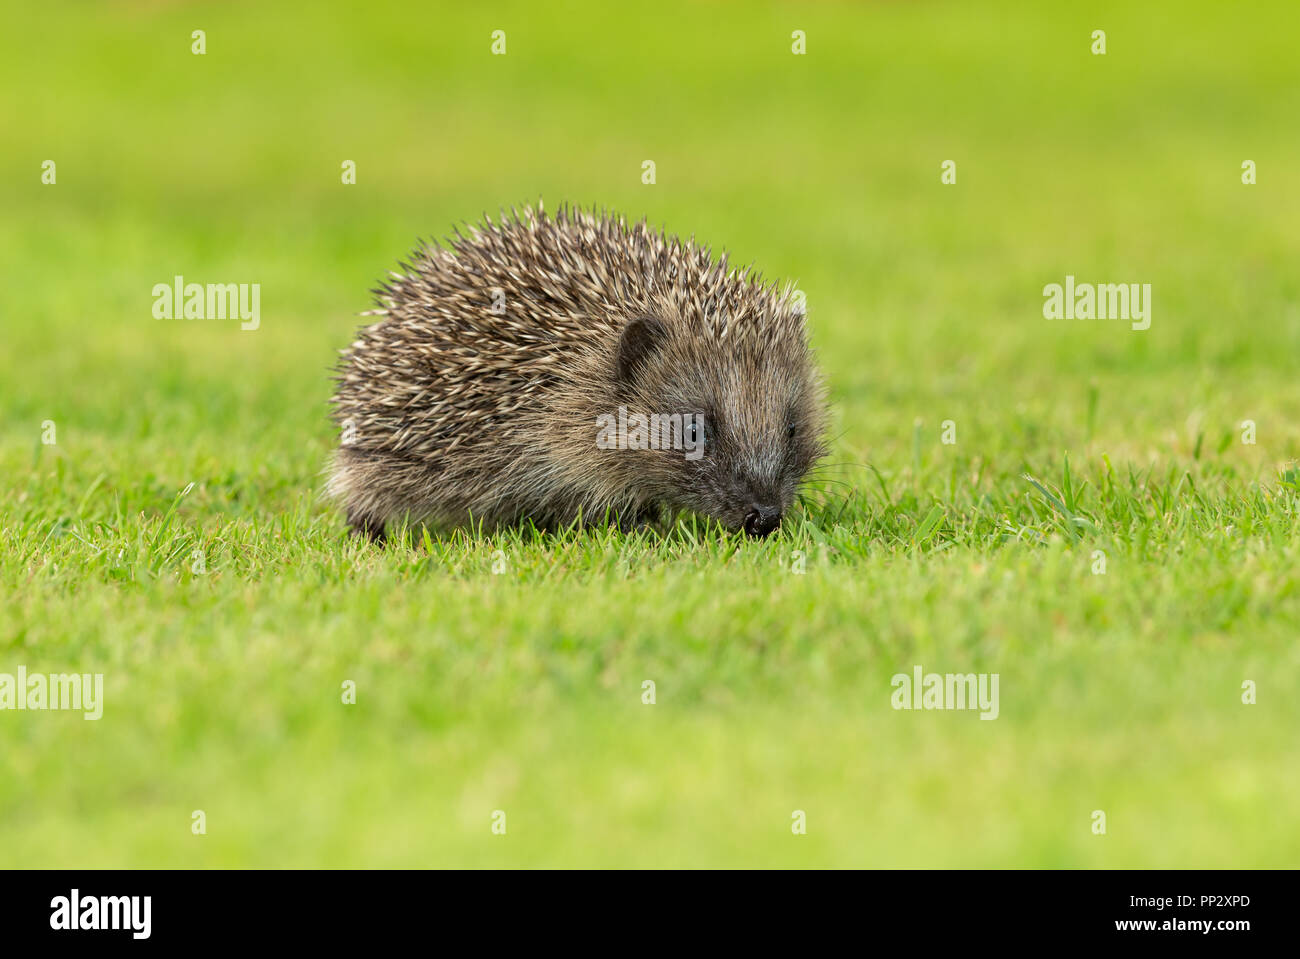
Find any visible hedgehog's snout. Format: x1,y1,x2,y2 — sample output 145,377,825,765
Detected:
742,504,782,538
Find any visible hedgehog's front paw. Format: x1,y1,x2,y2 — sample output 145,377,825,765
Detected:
615,506,660,537
347,509,387,545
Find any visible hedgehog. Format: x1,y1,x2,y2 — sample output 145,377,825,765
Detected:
327,203,827,542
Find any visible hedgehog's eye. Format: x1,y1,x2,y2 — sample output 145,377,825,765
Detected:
786,422,797,440
681,416,706,461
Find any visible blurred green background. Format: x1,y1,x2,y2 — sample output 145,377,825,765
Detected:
2,1,1298,866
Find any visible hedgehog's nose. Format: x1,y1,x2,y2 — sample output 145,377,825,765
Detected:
743,504,782,538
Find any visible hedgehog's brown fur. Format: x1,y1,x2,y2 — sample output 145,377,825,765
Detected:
328,202,827,541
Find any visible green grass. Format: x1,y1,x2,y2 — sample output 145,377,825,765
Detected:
2,0,1299,867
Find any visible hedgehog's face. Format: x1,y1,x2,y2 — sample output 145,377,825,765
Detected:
614,315,826,536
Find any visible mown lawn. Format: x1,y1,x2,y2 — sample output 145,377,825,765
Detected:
2,0,1298,866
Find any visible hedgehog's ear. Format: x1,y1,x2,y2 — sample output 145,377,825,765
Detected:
615,315,668,384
